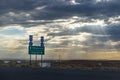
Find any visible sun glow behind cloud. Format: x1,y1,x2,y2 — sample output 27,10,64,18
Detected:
0,17,119,60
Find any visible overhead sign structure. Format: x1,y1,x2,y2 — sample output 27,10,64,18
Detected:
28,35,45,66
28,35,45,55
29,46,44,55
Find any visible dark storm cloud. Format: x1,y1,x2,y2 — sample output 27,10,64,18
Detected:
0,0,120,26
0,0,44,11
0,0,47,26
48,29,78,36
106,25,120,41
33,0,120,20
48,25,107,36
107,25,120,35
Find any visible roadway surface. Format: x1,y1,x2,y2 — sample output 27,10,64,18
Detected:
0,67,120,80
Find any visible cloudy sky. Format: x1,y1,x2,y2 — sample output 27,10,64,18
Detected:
0,0,120,60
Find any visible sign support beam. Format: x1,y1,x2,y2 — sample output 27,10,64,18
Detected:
36,53,37,66
41,55,43,67
29,54,32,65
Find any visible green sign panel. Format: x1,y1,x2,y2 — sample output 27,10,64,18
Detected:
29,46,45,55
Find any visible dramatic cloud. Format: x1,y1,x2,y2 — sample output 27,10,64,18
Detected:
0,0,120,60
0,0,120,26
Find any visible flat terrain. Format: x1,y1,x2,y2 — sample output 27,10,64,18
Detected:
2,60,120,69
52,60,120,69
0,67,120,80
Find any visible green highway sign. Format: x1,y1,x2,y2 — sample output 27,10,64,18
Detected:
29,46,45,55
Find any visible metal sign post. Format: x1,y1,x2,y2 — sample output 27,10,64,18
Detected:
29,35,33,65
36,53,37,66
41,55,43,67
30,54,31,65
40,36,44,67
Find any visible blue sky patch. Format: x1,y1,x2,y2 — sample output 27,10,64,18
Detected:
0,27,26,35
